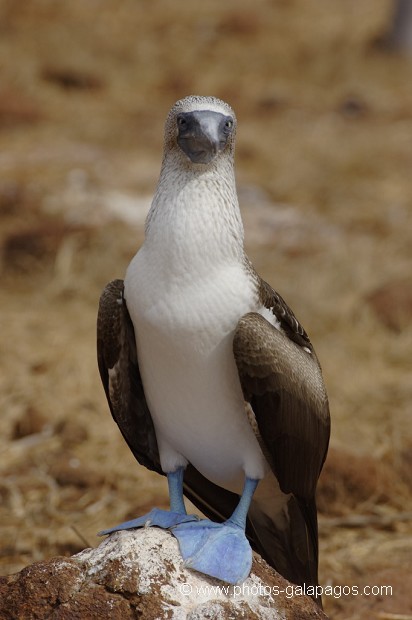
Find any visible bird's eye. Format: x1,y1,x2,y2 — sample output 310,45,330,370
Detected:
223,118,233,133
177,116,187,128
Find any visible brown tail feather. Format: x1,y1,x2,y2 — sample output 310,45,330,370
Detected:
248,496,322,607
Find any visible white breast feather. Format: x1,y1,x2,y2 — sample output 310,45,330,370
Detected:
124,160,272,493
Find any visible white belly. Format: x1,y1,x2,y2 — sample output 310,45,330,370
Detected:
124,248,267,494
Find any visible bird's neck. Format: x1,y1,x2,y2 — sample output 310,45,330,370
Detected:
144,154,245,271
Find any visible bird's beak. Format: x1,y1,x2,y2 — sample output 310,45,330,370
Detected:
177,110,232,165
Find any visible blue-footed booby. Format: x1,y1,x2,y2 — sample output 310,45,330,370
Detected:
97,95,330,605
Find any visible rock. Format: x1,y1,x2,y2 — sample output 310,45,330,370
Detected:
0,528,327,619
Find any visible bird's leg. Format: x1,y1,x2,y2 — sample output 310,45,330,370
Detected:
98,467,199,536
226,477,259,528
167,466,187,514
171,477,259,584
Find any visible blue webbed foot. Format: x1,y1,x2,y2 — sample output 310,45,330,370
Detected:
98,468,200,537
98,507,198,536
172,519,252,584
98,472,258,585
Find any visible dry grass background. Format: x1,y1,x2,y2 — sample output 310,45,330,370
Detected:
0,1,411,618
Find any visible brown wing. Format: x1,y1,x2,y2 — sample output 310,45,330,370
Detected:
233,311,330,499
97,279,162,474
233,294,330,601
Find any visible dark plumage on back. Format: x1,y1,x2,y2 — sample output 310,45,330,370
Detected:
97,280,161,474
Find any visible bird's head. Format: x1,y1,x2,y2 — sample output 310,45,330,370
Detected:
164,95,237,166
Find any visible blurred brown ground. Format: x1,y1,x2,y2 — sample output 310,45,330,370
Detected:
0,1,411,618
